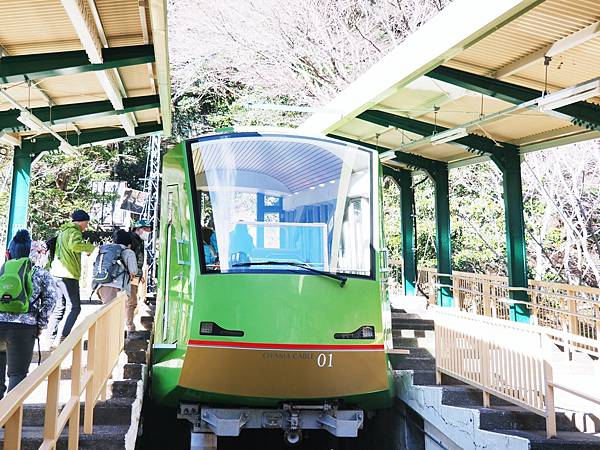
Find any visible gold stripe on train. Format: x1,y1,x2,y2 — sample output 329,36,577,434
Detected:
179,347,388,398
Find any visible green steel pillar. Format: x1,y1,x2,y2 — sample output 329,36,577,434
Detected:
498,153,529,322
398,169,417,296
6,147,32,244
431,166,453,306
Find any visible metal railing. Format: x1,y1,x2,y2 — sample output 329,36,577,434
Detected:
388,263,600,358
435,308,600,438
0,293,126,450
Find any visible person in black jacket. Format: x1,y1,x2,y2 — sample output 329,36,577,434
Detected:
0,230,58,397
127,220,151,332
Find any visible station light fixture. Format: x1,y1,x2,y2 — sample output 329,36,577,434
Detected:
59,141,78,156
17,111,45,132
430,127,468,145
379,150,396,162
537,79,600,111
0,132,20,147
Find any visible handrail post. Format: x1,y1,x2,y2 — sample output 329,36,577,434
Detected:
595,303,600,358
429,272,436,306
69,339,83,450
43,367,61,444
567,292,578,337
544,360,557,438
4,405,23,450
84,323,97,434
483,280,491,317
435,322,442,384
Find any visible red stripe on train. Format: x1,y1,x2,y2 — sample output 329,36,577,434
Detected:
188,340,384,350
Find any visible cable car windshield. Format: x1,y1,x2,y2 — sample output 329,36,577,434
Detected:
189,133,374,278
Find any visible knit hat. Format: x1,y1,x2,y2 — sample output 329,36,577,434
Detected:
132,219,151,230
72,209,90,222
8,229,32,259
114,229,132,246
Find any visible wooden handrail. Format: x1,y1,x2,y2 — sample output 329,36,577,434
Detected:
434,308,600,439
434,311,554,437
0,292,126,449
387,263,600,357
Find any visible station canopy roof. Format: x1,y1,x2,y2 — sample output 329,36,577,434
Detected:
300,0,600,170
0,0,171,154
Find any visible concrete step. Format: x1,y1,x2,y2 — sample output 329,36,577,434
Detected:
0,425,130,450
126,330,151,341
21,398,134,427
441,385,513,408
493,430,600,449
391,312,422,320
391,356,436,371
395,369,437,386
391,320,435,331
392,336,435,348
125,350,147,364
110,380,139,399
392,328,435,339
391,346,434,358
479,406,579,432
123,363,144,381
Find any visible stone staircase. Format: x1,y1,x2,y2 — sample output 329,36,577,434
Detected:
391,303,600,450
0,302,153,450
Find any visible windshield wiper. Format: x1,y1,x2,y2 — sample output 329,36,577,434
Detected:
231,261,347,287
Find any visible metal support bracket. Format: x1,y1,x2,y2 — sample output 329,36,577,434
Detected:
179,403,364,438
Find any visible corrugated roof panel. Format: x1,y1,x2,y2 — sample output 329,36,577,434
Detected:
448,0,600,76
41,72,107,104
117,66,154,93
0,0,82,55
95,0,145,46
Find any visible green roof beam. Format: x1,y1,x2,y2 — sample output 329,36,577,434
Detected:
21,122,162,154
427,66,600,131
329,133,445,174
0,95,160,133
0,44,155,83
357,109,516,161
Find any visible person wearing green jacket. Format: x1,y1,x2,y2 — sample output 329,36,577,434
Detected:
46,210,95,346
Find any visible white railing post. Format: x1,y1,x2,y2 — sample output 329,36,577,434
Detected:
480,338,491,408
544,360,557,438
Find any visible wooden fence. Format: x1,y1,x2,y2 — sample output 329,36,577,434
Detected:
388,263,600,357
434,309,557,437
0,293,126,450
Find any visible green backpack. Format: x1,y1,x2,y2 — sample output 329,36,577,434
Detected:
0,257,34,314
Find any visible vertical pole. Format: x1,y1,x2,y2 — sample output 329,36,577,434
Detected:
398,169,416,296
6,147,32,243
499,153,529,322
432,166,453,306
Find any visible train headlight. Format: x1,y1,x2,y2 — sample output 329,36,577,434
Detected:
200,322,213,334
199,321,244,337
334,325,375,340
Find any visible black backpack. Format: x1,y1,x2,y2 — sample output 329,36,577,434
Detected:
46,235,57,263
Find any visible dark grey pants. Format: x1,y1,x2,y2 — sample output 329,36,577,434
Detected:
47,277,81,339
0,326,37,399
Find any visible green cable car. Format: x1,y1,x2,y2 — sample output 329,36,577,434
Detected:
150,130,394,446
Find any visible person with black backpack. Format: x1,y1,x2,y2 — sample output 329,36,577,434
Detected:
0,230,58,398
46,210,95,346
93,229,137,303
